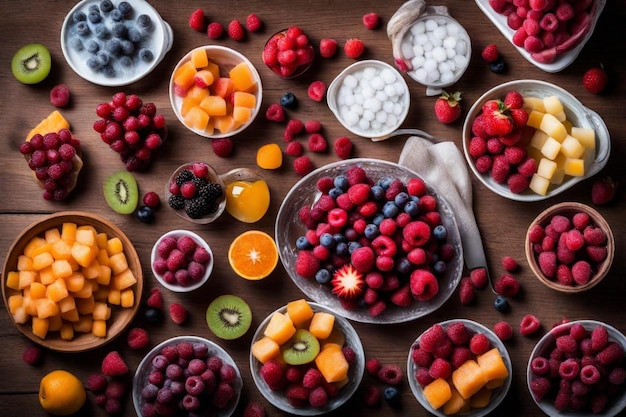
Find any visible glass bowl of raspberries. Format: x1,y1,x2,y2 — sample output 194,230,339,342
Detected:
462,79,611,202
527,320,626,416
249,300,365,415
133,335,242,416
275,158,464,324
263,26,315,79
165,162,227,224
525,202,614,293
151,230,214,292
407,319,512,416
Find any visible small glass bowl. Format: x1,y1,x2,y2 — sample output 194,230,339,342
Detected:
249,302,365,415
151,230,214,292
408,319,512,416
263,28,315,79
165,162,226,224
133,336,242,417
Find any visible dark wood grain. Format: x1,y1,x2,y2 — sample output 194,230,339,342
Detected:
1,1,625,416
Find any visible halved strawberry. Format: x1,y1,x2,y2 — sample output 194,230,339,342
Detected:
331,264,365,299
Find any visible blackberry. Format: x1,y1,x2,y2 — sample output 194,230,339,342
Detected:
168,194,185,210
192,176,208,189
199,182,223,200
185,197,211,219
175,169,194,186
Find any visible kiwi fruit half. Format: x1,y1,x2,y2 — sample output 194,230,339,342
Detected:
206,295,252,340
103,171,139,214
281,329,320,365
11,43,52,84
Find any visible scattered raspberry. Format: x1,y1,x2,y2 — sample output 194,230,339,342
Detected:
86,373,108,393
50,84,70,108
188,8,205,31
363,384,382,407
365,357,382,375
319,38,338,58
265,103,285,122
22,344,43,365
211,137,234,157
458,277,475,305
334,136,353,159
285,141,303,156
520,314,541,336
101,351,129,376
591,176,616,206
481,44,499,63
127,327,149,350
377,364,402,385
104,398,122,415
243,401,266,417
285,119,304,135
142,191,161,209
469,267,488,289
582,66,608,94
494,274,521,297
207,22,224,39
308,133,328,152
245,14,262,32
169,303,188,324
493,321,513,341
227,19,245,41
344,38,365,59
293,155,314,176
501,256,518,272
307,80,327,102
362,12,380,29
105,379,127,400
146,287,163,310
304,119,322,133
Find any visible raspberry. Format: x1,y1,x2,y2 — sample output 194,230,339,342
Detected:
556,335,578,353
300,367,322,389
468,136,487,158
101,351,129,376
105,379,127,400
363,384,382,407
50,84,71,107
308,386,328,407
304,119,322,133
450,347,473,369
307,80,327,102
104,398,122,415
429,358,452,379
285,118,304,135
286,383,308,401
142,191,161,208
207,22,224,39
332,136,353,159
127,327,149,349
265,103,285,122
245,14,262,32
285,141,303,156
517,157,537,177
420,324,447,353
86,373,108,392
504,145,526,164
591,324,609,351
583,226,607,246
469,333,491,355
227,19,245,41
458,277,475,305
415,366,434,387
308,133,327,152
491,155,510,183
469,267,489,289
492,321,513,341
351,246,375,272
211,137,234,157
293,155,314,176
403,221,431,247
365,357,382,375
377,364,402,385
295,250,320,278
494,274,520,297
169,302,188,324
481,44,499,62
446,322,469,345
362,12,380,29
474,155,493,173
319,38,338,58
188,8,205,31
344,38,365,59
212,382,235,408
530,377,551,402
501,256,518,272
538,251,557,277
368,300,386,317
22,344,43,365
520,314,541,336
410,269,439,301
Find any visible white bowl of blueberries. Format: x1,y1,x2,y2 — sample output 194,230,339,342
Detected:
61,0,173,86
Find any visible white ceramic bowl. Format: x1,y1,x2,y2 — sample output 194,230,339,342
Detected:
169,45,262,138
462,79,610,202
133,335,242,417
408,319,512,416
249,302,365,415
527,320,626,416
475,0,606,72
61,0,173,86
151,230,213,292
274,158,464,324
327,60,410,140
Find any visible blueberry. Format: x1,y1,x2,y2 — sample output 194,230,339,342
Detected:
383,386,401,407
86,57,101,71
315,269,332,284
335,242,348,256
333,233,347,244
333,175,349,191
328,187,343,199
394,192,410,208
433,260,447,274
378,177,393,190
109,8,123,22
144,307,162,323
75,21,90,36
127,27,142,43
120,40,134,55
94,23,109,40
106,39,122,55
100,0,114,12
72,11,86,23
433,225,448,240
88,5,100,14
395,257,412,274
370,184,385,200
86,39,100,54
119,56,133,69
319,233,335,248
137,206,155,223
494,295,509,312
296,236,311,250
139,48,154,62
404,200,419,217
111,22,127,38
137,14,153,30
118,1,133,16
489,56,506,74
96,50,110,65
348,241,361,254
372,213,385,226
280,92,298,109
382,201,399,218
69,37,84,51
364,223,379,239
88,10,102,23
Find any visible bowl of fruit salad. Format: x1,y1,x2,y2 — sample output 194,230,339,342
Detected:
151,230,214,292
525,202,614,293
408,319,512,416
275,158,464,324
133,335,242,417
2,211,143,352
527,320,626,416
462,79,610,202
61,0,173,86
250,299,364,415
169,45,262,138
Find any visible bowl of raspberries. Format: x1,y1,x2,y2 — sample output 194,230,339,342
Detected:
408,319,512,416
525,202,614,293
274,158,464,324
133,335,242,416
462,79,610,201
527,320,626,416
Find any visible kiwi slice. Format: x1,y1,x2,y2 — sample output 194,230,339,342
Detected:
206,295,252,340
281,329,320,365
103,171,139,214
11,43,51,84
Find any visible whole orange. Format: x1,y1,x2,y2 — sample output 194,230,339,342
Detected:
39,369,86,415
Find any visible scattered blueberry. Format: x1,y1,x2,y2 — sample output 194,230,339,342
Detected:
372,213,385,226
137,205,155,223
494,295,509,312
489,56,506,74
383,386,401,408
332,233,347,244
127,27,142,43
109,9,123,22
111,22,127,38
280,92,298,109
378,177,393,190
144,307,163,323
382,201,399,218
88,11,102,23
69,38,84,51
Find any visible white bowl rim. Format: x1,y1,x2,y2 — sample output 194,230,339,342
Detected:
150,229,213,292
462,79,611,202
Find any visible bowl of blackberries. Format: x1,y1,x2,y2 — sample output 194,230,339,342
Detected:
165,162,226,224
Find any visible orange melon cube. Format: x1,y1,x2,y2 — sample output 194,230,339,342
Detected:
52,259,73,279
58,295,77,313
96,232,109,250
199,95,227,116
22,295,37,316
204,119,215,136
120,288,134,308
32,252,54,271
76,295,95,315
17,255,34,271
232,106,252,124
286,299,314,328
8,294,23,314
233,91,256,108
29,282,47,299
184,106,211,131
61,222,77,243
111,268,137,290
452,360,488,399
6,271,20,290
423,378,453,409
73,315,93,333
31,242,53,258
485,378,505,389
442,384,468,415
314,343,349,383
213,115,239,134
194,69,215,88
174,61,198,91
82,259,101,280
204,60,221,83
97,265,112,286
93,286,109,302
73,279,97,299
39,266,54,286
229,62,256,91
107,237,123,256
18,270,38,289
180,98,197,118
51,239,72,260
251,336,281,363
477,348,509,382
108,252,129,275
186,85,210,104
191,48,209,68
48,314,63,332
108,289,121,305
213,77,235,99
97,248,110,267
36,297,59,319
469,386,492,409
26,110,70,141
60,323,74,340
264,312,296,345
71,242,97,268
309,312,335,340
92,302,111,321
61,308,80,322
24,236,46,258
65,272,85,293
92,320,107,338
45,227,61,243
12,306,29,324
75,228,96,246
32,317,49,339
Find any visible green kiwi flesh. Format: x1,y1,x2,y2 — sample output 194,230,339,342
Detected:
206,295,252,340
103,171,139,214
281,329,320,365
11,43,52,84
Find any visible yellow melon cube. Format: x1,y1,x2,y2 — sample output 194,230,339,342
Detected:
560,135,584,159
523,96,546,113
191,48,209,69
95,232,108,249
17,255,34,271
540,113,567,142
423,378,453,409
18,270,38,289
550,168,566,185
252,336,281,363
73,315,93,333
229,62,256,91
75,228,96,247
92,302,111,321
564,158,585,176
526,110,545,130
97,265,112,286
486,377,506,389
537,158,557,180
76,295,95,315
51,239,72,261
204,60,221,84
82,259,101,280
232,106,252,124
65,272,85,293
309,312,335,340
58,295,77,313
120,288,134,308
22,295,37,316
199,95,227,116
72,279,95,299
92,320,107,338
36,297,59,319
12,305,29,324
174,61,198,91
108,252,129,275
29,282,47,299
570,126,595,149
543,95,563,115
186,85,210,104
96,248,110,267
45,228,61,243
6,271,20,290
529,173,551,195
46,278,69,302
32,252,54,271
213,77,235,99
470,386,492,409
32,317,49,339
61,222,77,243
8,294,23,314
529,130,548,150
31,242,53,258
107,237,124,255
24,236,46,258
213,115,239,134
60,323,74,340
540,137,562,160
111,268,137,290
264,312,296,345
184,106,211,131
71,242,97,268
52,259,73,279
286,299,314,328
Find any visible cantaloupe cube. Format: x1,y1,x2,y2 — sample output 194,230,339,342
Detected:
229,62,256,91
92,320,107,337
107,237,123,255
73,315,93,333
108,289,121,305
29,282,46,299
252,336,281,363
485,378,506,389
45,227,61,243
264,312,296,345
570,127,595,149
184,106,211,131
65,272,85,293
95,232,108,249
48,314,63,332
540,113,567,142
232,106,252,124
75,228,96,247
92,302,111,321
199,95,227,116
180,98,198,118
540,137,562,160
204,60,221,84
12,306,29,324
97,265,112,286
452,359,488,399
61,222,77,243
443,385,468,415
309,312,335,340
6,271,20,290
213,77,235,99
36,297,59,319
111,268,137,290
26,110,70,141
194,70,215,88
82,260,101,280
58,295,77,313
470,386,492,409
523,97,546,113
23,295,38,316
52,259,73,279
76,295,95,315
477,348,509,381
286,299,314,327
537,158,557,180
61,308,80,322
314,343,349,383
32,317,49,339
93,288,108,303
563,158,585,176
233,91,256,108
96,249,110,267
60,323,74,340
51,239,72,261
423,378,453,409
185,85,210,103
213,115,239,133
31,242,53,258
120,288,134,308
24,236,46,258
18,270,38,289
174,61,198,91
71,242,97,268
191,48,209,68
17,255,34,271
32,252,54,271
543,95,563,115
529,173,551,195
526,110,545,129
560,135,584,159
8,294,23,314
73,279,96,299
108,252,128,275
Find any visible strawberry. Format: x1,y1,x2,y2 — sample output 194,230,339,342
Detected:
331,264,365,299
344,39,365,59
319,38,338,58
591,176,616,206
362,12,380,30
169,302,188,324
481,44,499,63
433,91,462,124
582,66,608,94
482,99,514,136
227,19,245,41
188,8,206,32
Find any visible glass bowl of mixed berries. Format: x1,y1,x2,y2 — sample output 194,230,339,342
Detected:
250,299,364,415
462,79,610,202
133,335,242,416
408,319,512,416
262,26,315,79
527,320,626,416
274,158,464,324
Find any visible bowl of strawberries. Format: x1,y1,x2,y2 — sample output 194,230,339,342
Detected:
462,79,610,202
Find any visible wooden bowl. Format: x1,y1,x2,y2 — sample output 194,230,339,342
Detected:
2,211,143,352
525,202,614,293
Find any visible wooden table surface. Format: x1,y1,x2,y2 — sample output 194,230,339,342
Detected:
1,1,625,416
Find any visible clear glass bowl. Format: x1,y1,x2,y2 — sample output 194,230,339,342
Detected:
407,319,512,416
249,302,364,415
263,28,315,79
274,158,464,324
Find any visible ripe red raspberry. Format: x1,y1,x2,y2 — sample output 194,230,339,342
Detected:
260,359,283,386
188,8,205,32
142,191,160,208
227,19,245,41
285,118,304,135
334,136,353,159
504,145,526,164
363,384,382,407
101,351,129,376
351,246,375,272
344,38,365,59
365,357,382,375
169,302,188,324
245,14,262,32
308,133,328,152
207,22,224,40
474,155,493,173
501,256,518,272
377,364,403,385
265,103,285,122
504,90,524,109
307,80,327,102
469,333,491,355
517,157,537,177
243,402,266,417
403,221,431,247
211,137,234,157
362,12,380,30
458,277,475,305
494,321,513,341
481,44,499,62
410,269,439,301
468,136,487,158
304,119,322,133
50,84,70,108
419,324,447,353
494,274,520,297
389,284,412,306
86,373,108,393
127,327,149,349
446,322,469,345
530,377,551,402
22,344,43,365
520,314,541,336
285,141,303,157
491,155,511,184
429,358,452,380
295,250,319,278
293,155,314,176
582,67,608,94
319,38,338,58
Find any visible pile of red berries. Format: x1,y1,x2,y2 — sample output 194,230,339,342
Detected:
263,26,315,78
93,92,167,172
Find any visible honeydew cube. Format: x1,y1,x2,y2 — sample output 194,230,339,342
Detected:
564,158,585,176
570,126,595,149
550,168,566,185
36,297,59,319
543,95,563,115
540,113,567,142
60,323,74,340
92,320,107,338
6,271,20,290
540,137,562,160
529,173,551,195
32,252,54,271
529,130,549,150
108,252,129,275
554,111,567,122
45,228,61,243
97,265,112,286
560,135,585,159
537,158,557,180
52,259,73,279
120,288,134,308
106,237,123,256
17,255,34,271
563,119,573,133
61,222,77,243
183,106,210,131
526,110,545,129
58,295,77,313
32,317,49,339
18,270,38,289
523,96,546,113
46,278,69,302
73,315,93,333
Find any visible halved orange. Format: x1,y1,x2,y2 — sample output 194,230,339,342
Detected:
228,230,279,280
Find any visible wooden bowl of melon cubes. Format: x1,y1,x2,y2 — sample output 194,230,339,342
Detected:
169,45,263,139
462,79,610,202
2,211,142,352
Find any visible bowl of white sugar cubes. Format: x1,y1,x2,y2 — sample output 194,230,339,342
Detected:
327,60,410,140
